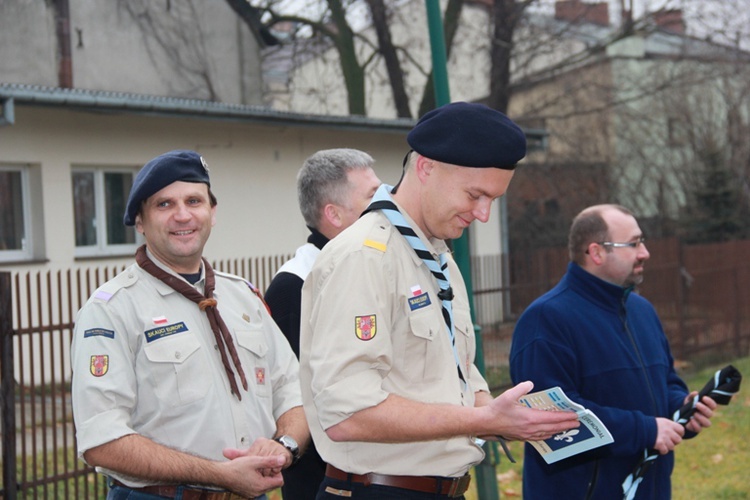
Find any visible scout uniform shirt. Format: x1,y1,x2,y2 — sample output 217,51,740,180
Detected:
71,250,302,487
299,205,489,478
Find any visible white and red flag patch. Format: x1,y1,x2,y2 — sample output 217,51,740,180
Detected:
152,316,168,325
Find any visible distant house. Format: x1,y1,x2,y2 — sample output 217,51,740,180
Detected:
261,0,495,118
263,0,750,251
1,1,543,334
508,3,750,248
0,0,266,104
0,1,413,272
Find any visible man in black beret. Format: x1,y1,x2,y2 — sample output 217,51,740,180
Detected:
300,102,579,499
71,150,309,499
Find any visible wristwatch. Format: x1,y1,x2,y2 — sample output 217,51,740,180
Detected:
274,435,301,465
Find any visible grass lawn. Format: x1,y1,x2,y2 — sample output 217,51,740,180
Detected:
465,356,750,499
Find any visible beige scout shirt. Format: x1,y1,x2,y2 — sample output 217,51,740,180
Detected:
71,252,301,487
300,207,490,478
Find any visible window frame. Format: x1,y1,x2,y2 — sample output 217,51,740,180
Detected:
0,164,33,262
72,166,142,258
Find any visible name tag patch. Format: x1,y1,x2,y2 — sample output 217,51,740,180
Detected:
144,321,188,343
84,328,115,339
408,292,432,311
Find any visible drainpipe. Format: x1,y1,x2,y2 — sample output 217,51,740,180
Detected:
55,0,73,88
424,1,501,499
0,98,14,127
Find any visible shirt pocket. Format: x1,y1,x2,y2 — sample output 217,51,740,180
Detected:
235,328,272,398
143,334,211,406
453,310,474,377
403,306,445,383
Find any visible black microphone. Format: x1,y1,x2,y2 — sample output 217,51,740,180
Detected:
438,287,454,301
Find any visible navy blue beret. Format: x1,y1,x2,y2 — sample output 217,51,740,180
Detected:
123,150,211,226
407,102,526,169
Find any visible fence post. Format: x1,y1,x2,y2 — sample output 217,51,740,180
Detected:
676,239,686,361
0,271,18,499
733,267,741,354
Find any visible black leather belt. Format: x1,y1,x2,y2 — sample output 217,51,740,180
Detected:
110,479,246,499
325,464,471,498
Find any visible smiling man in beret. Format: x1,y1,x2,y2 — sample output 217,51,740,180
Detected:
71,150,309,500
300,102,579,499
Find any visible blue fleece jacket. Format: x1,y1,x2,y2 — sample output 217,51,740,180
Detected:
510,262,689,499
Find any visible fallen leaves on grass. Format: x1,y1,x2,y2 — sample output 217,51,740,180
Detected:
497,469,520,484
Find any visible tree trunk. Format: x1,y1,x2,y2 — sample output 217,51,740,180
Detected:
329,0,367,115
366,0,412,118
487,0,523,113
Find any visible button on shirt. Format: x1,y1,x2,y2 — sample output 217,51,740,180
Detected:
72,254,302,487
300,208,488,478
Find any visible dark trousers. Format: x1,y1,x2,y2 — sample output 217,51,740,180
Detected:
281,443,326,499
315,476,466,500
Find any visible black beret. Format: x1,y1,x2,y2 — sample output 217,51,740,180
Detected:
407,101,526,169
123,150,211,226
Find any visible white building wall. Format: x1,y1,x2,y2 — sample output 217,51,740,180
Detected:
0,106,407,273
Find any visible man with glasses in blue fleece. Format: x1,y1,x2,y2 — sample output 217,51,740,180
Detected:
510,204,717,499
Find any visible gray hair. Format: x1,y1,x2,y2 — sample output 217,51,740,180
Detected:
297,148,375,228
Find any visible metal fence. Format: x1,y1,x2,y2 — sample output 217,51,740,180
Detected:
2,240,749,498
472,238,750,390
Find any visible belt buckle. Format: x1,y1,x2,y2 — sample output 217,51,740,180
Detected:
447,475,470,498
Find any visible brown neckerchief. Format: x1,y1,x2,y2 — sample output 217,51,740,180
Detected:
135,245,248,400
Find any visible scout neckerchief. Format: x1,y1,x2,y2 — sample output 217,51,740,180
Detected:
135,245,248,400
362,184,467,389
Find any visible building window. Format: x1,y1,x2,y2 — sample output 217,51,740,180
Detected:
72,168,140,257
0,166,31,261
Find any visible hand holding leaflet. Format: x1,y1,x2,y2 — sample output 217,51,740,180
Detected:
518,386,613,464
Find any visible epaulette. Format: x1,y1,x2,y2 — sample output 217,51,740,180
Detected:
214,270,271,314
92,268,138,303
244,279,271,315
214,270,246,282
362,222,391,253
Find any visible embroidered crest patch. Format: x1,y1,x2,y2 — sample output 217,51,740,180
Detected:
255,367,266,385
355,315,377,341
90,355,109,377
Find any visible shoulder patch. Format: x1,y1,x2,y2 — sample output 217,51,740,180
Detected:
94,269,138,302
362,222,391,253
363,239,386,252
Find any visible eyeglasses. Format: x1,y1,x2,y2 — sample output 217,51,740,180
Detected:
598,236,646,249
